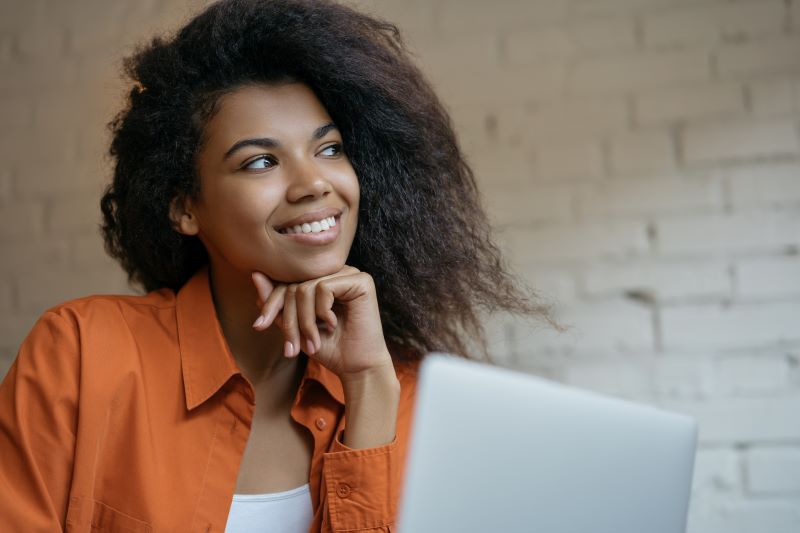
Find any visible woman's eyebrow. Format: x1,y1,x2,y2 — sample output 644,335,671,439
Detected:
222,122,338,161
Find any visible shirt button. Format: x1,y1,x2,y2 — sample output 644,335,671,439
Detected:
336,483,351,498
315,417,327,430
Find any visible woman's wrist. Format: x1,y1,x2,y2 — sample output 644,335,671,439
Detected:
340,358,401,449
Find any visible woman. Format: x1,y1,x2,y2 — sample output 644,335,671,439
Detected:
0,0,557,531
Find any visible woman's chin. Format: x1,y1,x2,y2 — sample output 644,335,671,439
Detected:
270,261,347,283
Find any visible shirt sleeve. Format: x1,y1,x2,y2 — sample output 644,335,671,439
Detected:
321,429,400,532
320,363,419,533
0,310,80,532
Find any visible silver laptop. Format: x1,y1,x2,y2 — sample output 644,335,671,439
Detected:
397,353,697,533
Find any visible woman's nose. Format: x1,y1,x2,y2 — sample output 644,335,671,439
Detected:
285,163,332,203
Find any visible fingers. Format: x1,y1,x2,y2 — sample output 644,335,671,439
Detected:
281,284,301,357
296,283,321,355
314,271,374,304
315,281,338,331
253,284,287,330
288,278,348,356
251,272,274,305
251,272,286,330
253,266,365,358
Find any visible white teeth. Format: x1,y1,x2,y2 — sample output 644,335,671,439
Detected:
283,215,338,235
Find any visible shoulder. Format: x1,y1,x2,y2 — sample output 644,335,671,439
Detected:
33,288,178,336
43,288,176,321
13,287,182,399
18,288,179,360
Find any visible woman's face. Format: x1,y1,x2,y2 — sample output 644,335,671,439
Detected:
178,82,360,283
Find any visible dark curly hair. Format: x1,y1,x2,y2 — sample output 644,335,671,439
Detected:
100,0,561,362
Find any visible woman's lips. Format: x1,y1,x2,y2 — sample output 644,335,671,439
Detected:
278,214,341,245
274,207,343,232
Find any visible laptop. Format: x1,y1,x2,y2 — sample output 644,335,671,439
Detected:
397,353,698,533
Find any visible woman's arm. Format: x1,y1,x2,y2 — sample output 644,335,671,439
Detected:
320,362,418,533
0,310,80,531
340,362,401,449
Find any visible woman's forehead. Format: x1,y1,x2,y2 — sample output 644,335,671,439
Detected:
203,82,336,150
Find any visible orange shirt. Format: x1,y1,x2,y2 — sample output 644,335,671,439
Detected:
0,266,420,532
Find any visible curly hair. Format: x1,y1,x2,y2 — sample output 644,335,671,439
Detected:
100,0,561,362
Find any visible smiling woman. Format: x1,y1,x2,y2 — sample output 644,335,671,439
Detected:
0,0,559,532
173,83,360,285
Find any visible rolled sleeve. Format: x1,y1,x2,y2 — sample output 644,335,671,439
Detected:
322,428,400,532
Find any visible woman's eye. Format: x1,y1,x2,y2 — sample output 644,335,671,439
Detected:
321,143,343,156
243,156,276,170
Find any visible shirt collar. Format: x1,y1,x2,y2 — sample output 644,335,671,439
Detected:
175,265,345,411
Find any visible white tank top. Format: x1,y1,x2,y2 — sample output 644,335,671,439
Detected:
224,483,314,533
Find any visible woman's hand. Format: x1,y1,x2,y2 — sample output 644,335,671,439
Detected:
251,265,400,449
250,265,393,380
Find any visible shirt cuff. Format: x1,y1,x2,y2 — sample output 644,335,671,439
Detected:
322,429,399,531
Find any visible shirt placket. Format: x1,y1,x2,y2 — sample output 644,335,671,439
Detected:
189,377,255,532
291,380,344,511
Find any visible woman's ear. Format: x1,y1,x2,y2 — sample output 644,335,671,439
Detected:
169,195,199,236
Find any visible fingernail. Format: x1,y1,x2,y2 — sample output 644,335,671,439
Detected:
252,315,265,328
306,339,315,354
284,341,293,358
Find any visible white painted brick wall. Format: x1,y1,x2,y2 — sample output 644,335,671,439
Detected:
0,202,46,241
500,95,630,143
642,1,786,48
3,0,800,530
568,49,710,94
0,171,9,203
576,174,723,218
467,144,536,186
716,37,800,79
691,448,740,493
504,16,636,63
634,83,746,126
501,220,650,264
727,162,800,209
714,354,790,396
688,499,800,533
513,299,655,357
654,356,715,401
483,185,573,226
662,395,800,444
655,211,800,256
608,130,677,175
580,259,731,301
563,357,655,400
748,79,800,118
682,118,800,165
661,302,800,350
747,447,800,494
532,138,606,181
736,257,800,298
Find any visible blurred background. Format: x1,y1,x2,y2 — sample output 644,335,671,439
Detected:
0,0,798,531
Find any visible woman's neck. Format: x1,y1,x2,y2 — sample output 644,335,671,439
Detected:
206,261,300,395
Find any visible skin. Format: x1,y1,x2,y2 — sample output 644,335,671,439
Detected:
170,82,400,451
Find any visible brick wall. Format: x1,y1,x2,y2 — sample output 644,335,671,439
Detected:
1,0,799,531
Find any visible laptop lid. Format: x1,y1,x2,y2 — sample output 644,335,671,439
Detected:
397,353,698,533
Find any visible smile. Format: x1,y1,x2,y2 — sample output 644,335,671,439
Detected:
278,216,337,235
